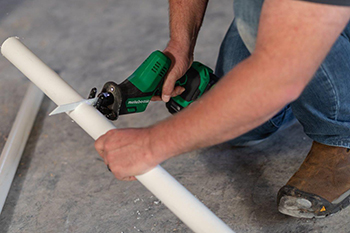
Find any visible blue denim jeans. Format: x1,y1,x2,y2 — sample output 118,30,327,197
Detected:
216,2,350,148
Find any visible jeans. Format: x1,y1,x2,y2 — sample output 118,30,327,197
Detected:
215,3,350,148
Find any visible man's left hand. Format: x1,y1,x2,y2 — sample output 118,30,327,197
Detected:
95,128,157,181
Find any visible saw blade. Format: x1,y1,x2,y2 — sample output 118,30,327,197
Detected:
49,97,98,116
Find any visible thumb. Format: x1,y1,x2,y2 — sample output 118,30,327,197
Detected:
162,47,192,102
162,71,178,102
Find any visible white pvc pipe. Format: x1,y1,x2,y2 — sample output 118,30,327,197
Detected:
1,37,234,232
0,83,44,214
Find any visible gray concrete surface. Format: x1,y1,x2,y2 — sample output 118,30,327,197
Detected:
0,0,349,232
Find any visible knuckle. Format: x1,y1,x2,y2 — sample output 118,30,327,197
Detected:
104,142,111,151
162,89,172,95
94,140,100,149
104,139,116,152
106,130,114,136
114,171,125,181
105,151,114,162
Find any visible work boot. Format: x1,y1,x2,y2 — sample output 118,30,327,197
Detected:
277,141,350,218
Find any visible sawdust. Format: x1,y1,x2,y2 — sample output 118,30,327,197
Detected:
130,196,162,232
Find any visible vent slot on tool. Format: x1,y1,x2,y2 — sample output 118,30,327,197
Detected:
159,67,167,78
151,61,160,73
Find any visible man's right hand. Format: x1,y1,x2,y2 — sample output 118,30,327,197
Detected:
151,41,193,102
152,0,209,102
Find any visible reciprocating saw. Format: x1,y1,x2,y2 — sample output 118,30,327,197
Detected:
49,51,218,120
91,51,218,120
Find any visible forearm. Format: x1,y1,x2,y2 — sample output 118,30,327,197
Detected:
150,54,298,162
167,0,209,53
149,0,350,164
95,0,350,180
159,0,209,101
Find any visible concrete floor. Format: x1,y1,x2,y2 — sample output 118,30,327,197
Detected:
0,0,349,232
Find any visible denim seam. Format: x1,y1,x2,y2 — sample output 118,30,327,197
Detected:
269,120,279,129
319,64,339,121
269,113,283,128
269,106,290,128
321,139,350,149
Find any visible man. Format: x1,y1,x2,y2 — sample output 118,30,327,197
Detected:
95,0,350,218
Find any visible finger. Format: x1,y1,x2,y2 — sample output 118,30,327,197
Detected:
121,176,137,181
151,96,162,101
101,152,108,165
95,135,107,157
171,86,185,97
162,73,178,102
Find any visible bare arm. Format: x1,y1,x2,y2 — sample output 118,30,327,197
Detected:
160,0,209,102
95,1,350,180
149,1,350,162
168,0,208,51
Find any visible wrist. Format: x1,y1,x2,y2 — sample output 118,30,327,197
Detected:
146,123,180,165
164,40,193,60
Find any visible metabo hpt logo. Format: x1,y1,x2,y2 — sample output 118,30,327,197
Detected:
127,99,150,105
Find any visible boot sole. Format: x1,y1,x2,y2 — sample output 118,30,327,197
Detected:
279,196,328,218
277,185,350,218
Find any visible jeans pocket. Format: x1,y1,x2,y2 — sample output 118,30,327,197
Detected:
269,105,291,128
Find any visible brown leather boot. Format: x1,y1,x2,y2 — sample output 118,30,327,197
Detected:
277,141,350,218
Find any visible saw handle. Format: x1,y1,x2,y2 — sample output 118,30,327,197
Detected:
166,61,218,114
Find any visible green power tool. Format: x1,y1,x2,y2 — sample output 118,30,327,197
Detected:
90,50,218,120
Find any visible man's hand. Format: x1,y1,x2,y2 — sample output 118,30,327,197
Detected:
151,0,209,103
151,41,192,102
94,128,158,181
155,42,192,102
